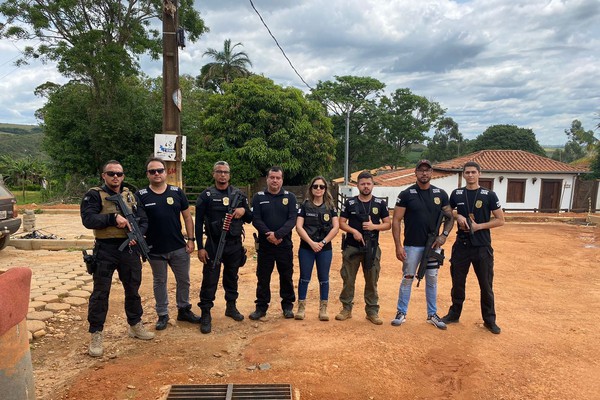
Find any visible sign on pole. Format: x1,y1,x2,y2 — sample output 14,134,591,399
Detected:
154,134,187,161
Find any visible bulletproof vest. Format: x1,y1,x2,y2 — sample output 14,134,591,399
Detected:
302,200,333,242
205,186,243,240
91,187,136,239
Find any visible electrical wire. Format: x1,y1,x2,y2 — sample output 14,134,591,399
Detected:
248,0,313,91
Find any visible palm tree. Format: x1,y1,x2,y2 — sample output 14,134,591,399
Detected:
198,39,253,92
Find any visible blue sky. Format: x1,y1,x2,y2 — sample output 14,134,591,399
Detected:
1,0,599,145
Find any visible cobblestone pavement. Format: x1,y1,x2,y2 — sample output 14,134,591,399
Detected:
1,211,107,342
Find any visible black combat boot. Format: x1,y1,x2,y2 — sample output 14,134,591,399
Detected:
225,302,244,321
177,305,201,323
200,309,212,334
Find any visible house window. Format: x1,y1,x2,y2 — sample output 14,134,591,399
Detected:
479,179,494,191
507,179,526,203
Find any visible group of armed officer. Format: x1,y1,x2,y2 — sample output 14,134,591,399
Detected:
81,158,504,358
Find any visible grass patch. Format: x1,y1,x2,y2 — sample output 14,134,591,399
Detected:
13,190,44,205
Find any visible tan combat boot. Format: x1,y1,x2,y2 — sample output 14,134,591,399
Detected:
294,300,306,320
88,331,103,357
128,321,155,340
335,308,352,321
319,300,329,321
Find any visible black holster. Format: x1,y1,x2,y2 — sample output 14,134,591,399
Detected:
82,250,97,275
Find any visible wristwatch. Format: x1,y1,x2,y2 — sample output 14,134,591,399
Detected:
442,231,449,237
186,237,195,241
321,239,327,244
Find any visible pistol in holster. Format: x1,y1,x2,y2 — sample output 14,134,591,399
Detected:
82,250,97,275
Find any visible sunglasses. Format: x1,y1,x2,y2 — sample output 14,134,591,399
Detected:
312,184,326,190
147,168,165,175
104,171,124,177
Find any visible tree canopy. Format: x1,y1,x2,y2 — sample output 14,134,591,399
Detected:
423,116,465,162
197,39,253,93
0,0,207,98
197,75,335,185
470,124,546,156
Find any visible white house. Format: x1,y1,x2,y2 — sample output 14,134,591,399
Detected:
338,150,596,212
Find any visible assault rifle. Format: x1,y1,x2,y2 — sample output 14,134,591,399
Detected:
106,193,151,262
362,232,378,270
212,190,243,269
416,211,445,287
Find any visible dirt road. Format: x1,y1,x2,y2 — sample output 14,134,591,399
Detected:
1,212,599,400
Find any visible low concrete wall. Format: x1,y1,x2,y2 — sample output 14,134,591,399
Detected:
0,267,36,400
9,239,94,251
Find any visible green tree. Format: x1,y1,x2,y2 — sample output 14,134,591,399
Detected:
470,124,546,156
377,88,446,164
424,117,464,162
1,0,207,100
309,75,385,176
565,119,597,152
197,75,335,185
0,154,47,201
37,77,161,184
197,39,253,93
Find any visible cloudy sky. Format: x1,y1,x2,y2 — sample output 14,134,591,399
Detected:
1,0,599,145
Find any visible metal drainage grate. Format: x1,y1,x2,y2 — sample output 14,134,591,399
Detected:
167,384,293,400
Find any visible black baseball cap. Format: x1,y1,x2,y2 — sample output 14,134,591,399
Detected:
416,159,433,169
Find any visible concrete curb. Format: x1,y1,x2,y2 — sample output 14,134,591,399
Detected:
9,239,94,251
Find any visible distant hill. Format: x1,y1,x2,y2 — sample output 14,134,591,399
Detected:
0,123,46,159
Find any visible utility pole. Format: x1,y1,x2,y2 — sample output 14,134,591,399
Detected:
162,0,182,187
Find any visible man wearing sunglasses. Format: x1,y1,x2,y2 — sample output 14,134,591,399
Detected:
195,161,252,334
136,158,201,332
81,160,154,358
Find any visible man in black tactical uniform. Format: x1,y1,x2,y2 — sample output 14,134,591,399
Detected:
336,170,391,325
81,160,154,358
442,161,505,334
249,166,298,320
195,161,252,334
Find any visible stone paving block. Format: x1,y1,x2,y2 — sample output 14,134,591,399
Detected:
61,284,78,291
30,291,46,299
81,276,93,283
82,284,94,292
63,273,79,279
29,301,47,311
45,288,69,297
54,278,69,284
63,297,88,306
27,320,46,333
69,290,91,299
40,282,60,289
27,311,54,321
34,294,60,303
33,330,47,339
45,303,71,312
70,280,85,287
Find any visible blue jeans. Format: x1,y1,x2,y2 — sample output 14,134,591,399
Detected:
396,246,439,316
297,247,332,301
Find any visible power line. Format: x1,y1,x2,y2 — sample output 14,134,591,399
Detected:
248,0,313,91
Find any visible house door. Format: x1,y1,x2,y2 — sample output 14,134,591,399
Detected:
539,180,562,212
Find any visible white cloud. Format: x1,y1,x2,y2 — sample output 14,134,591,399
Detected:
1,0,598,145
